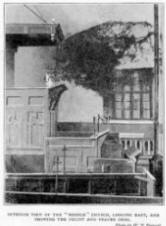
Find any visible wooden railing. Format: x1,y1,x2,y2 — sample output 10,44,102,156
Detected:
120,138,154,156
93,114,154,156
5,171,156,197
144,169,156,196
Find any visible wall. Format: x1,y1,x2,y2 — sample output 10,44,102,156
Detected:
15,46,56,87
10,46,161,125
7,46,161,139
14,46,103,122
58,81,103,122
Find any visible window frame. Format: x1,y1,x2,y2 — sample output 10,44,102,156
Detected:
103,69,153,120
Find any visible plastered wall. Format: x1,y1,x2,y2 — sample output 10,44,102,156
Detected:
14,46,103,122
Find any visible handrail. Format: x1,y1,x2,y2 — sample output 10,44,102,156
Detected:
143,168,156,197
93,114,111,135
90,129,110,140
6,172,156,198
5,172,146,177
135,176,149,182
90,129,110,158
144,168,156,181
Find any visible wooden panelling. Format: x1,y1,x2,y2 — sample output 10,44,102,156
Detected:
6,88,48,153
6,96,22,105
6,154,44,173
28,96,44,105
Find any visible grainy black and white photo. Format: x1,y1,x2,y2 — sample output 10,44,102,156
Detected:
4,3,164,204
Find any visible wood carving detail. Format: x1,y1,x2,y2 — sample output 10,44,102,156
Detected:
48,84,67,110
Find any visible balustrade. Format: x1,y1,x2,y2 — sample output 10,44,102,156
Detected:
120,138,154,156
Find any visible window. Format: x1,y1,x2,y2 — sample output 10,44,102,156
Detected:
104,69,153,120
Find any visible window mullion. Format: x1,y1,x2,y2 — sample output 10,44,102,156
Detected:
150,83,153,119
130,79,133,119
140,80,143,119
112,93,116,119
121,86,125,119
